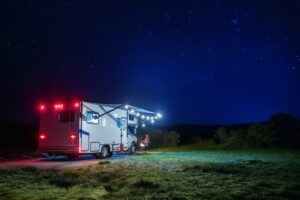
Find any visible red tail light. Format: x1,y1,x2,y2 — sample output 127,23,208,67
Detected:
39,134,46,140
69,133,77,140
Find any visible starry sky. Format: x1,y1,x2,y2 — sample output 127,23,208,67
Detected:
1,0,300,125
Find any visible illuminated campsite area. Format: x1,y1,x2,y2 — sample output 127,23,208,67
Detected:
2,0,300,199
1,148,300,200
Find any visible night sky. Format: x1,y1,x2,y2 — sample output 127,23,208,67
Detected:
1,0,300,125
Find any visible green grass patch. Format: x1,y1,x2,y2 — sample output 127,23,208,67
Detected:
1,149,300,199
150,143,228,152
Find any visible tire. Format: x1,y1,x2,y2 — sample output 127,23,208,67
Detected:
100,145,110,158
129,142,136,155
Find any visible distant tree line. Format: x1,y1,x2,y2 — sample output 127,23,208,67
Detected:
138,114,300,149
215,114,300,148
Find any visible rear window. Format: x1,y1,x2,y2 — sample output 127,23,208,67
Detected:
57,110,75,123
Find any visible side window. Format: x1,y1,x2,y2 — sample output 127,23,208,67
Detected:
86,111,99,124
116,118,121,128
128,125,136,136
129,114,135,121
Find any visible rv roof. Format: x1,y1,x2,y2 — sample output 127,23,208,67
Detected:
83,101,156,115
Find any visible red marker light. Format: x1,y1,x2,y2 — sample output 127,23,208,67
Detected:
40,134,46,140
39,104,45,111
70,135,76,139
69,133,77,140
54,104,64,110
74,102,80,108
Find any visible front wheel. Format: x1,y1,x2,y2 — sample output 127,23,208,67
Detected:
129,143,136,155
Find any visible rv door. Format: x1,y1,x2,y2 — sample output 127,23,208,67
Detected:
121,117,127,144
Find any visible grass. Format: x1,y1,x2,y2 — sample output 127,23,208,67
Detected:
150,143,228,151
0,146,300,199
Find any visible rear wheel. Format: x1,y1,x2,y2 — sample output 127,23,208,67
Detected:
95,145,110,158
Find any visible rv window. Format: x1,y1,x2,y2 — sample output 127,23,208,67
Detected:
86,111,99,124
128,125,136,136
129,114,135,121
57,110,75,123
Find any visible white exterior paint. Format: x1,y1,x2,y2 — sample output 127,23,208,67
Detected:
80,101,134,153
38,101,158,155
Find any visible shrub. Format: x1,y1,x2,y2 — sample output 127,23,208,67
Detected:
215,127,229,144
215,114,300,148
190,136,203,144
138,128,180,148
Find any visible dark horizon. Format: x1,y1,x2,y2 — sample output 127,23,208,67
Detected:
2,0,300,125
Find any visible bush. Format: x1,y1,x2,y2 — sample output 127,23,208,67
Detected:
190,136,203,144
138,128,180,148
162,131,180,147
215,114,300,148
215,127,229,144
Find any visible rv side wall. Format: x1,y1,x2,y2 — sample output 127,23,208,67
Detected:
80,102,129,153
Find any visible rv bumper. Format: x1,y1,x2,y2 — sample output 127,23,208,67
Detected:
38,146,79,154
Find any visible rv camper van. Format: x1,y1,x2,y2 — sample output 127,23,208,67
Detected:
38,100,161,158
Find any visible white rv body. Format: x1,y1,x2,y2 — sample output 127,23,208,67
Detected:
38,100,158,157
80,102,134,153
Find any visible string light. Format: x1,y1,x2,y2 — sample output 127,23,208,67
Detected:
125,105,129,109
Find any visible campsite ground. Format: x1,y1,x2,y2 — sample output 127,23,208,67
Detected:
1,146,300,200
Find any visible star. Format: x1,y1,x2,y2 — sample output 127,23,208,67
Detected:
231,18,239,25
